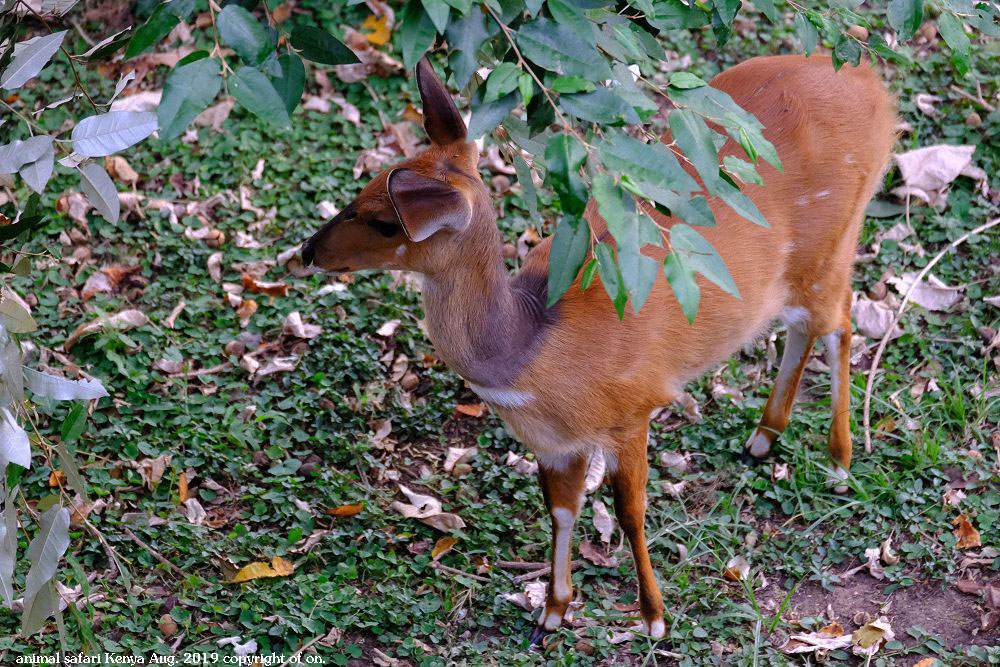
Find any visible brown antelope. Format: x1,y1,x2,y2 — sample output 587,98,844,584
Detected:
302,55,895,642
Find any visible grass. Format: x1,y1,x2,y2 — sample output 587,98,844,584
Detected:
2,2,998,665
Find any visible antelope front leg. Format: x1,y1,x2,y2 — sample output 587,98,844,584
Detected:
528,453,588,644
610,433,665,638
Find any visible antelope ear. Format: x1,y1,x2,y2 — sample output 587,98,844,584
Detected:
416,58,466,145
387,169,472,242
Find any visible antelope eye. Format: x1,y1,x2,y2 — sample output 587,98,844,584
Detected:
366,219,399,238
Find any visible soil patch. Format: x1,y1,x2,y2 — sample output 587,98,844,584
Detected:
770,574,997,650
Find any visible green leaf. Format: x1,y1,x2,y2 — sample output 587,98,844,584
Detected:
484,62,521,103
594,242,627,319
669,109,722,194
0,293,37,333
547,0,595,44
513,154,538,219
271,53,305,113
723,155,762,185
0,31,67,90
446,6,491,89
561,87,639,125
60,404,87,443
638,0,709,30
421,0,452,33
290,25,360,66
72,111,158,157
400,1,437,70
550,75,595,94
125,3,180,59
887,0,922,41
518,72,534,107
516,18,612,80
867,32,911,65
24,368,108,400
580,258,598,290
544,134,588,216
21,505,70,637
670,223,739,300
710,0,741,43
547,216,591,307
0,484,17,608
18,138,54,194
832,34,862,70
78,163,119,224
794,11,819,56
755,0,781,23
467,86,517,139
937,12,970,75
157,57,221,141
597,130,699,195
230,66,290,127
217,4,272,65
669,72,707,89
717,178,768,227
663,251,699,323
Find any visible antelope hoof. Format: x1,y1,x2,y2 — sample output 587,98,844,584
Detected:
527,624,549,647
744,429,774,459
827,465,850,494
632,618,666,640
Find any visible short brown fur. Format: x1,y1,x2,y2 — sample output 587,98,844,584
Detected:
303,55,896,640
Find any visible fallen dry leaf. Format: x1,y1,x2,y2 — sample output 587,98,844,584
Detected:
164,300,185,329
443,446,476,473
888,271,962,311
131,454,171,490
152,358,184,374
455,403,486,418
505,451,537,475
431,536,458,561
662,480,687,498
852,293,902,339
579,539,618,568
230,556,295,583
235,299,258,328
255,355,298,379
362,14,391,44
953,514,982,549
242,273,288,297
723,555,750,582
818,621,844,637
913,659,937,667
852,616,894,656
503,580,547,611
283,311,321,339
592,499,614,545
955,579,982,594
105,155,139,185
207,252,223,283
780,629,853,653
326,503,364,517
880,537,899,565
184,225,225,246
64,309,149,350
391,484,466,532
892,144,977,208
584,450,605,493
182,497,206,525
376,319,401,337
660,450,689,473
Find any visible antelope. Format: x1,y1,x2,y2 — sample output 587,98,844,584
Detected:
302,55,895,642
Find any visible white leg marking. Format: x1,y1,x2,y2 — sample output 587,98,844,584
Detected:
542,609,563,631
550,506,575,603
746,430,772,457
779,306,811,331
828,465,849,494
772,326,811,403
823,329,843,402
648,619,666,639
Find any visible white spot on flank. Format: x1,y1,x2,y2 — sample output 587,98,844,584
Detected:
781,241,796,255
395,244,407,257
746,430,772,457
467,383,534,408
815,190,831,199
551,506,576,603
779,306,810,331
844,154,856,164
811,282,822,292
796,195,810,206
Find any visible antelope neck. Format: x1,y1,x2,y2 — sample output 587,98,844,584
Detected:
420,230,554,390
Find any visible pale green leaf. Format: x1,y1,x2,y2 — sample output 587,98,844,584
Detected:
78,163,119,223
0,31,67,90
72,111,158,157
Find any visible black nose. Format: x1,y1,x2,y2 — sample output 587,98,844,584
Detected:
301,241,315,266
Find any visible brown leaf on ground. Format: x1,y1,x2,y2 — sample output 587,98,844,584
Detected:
455,403,486,418
184,225,225,246
593,499,614,544
105,155,139,185
579,539,619,568
241,273,288,297
818,621,844,636
230,556,294,583
375,319,401,337
131,454,171,490
283,311,321,339
913,659,937,667
56,191,92,225
780,630,853,653
953,514,982,549
443,446,477,473
235,299,258,328
955,579,982,594
326,503,364,517
391,484,466,532
64,309,148,350
888,272,963,311
723,555,750,582
362,14,391,44
164,300,185,329
431,536,458,561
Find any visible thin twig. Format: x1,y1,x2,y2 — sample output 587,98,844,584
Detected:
123,527,186,578
70,18,96,47
167,362,231,379
862,216,1000,453
949,84,995,112
514,566,551,583
495,560,550,570
431,562,489,582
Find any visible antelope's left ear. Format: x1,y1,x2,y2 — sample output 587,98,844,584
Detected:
387,168,472,242
416,58,467,145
